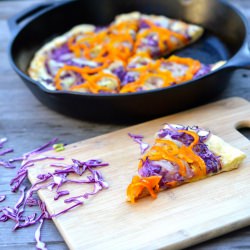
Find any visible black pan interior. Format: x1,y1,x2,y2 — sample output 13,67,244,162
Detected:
175,31,230,64
11,0,246,76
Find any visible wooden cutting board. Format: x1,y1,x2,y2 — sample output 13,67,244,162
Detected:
28,97,250,250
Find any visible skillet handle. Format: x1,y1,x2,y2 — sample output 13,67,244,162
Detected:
225,34,250,70
8,3,54,36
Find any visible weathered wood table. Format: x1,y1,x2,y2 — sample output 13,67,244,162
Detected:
1,0,250,249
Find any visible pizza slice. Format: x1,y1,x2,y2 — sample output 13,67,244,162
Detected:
120,54,225,93
127,124,246,203
135,13,204,57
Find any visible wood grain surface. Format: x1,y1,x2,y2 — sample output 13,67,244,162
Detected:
27,97,250,250
1,0,250,250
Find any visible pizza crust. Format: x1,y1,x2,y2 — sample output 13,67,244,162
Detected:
206,134,246,172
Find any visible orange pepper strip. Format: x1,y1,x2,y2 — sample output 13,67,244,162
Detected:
68,45,80,57
129,52,151,62
120,70,175,93
131,60,161,73
155,139,179,155
110,20,139,33
166,55,201,83
127,175,162,203
82,32,110,59
67,31,98,57
109,33,134,45
67,35,81,58
90,73,121,93
141,19,157,29
54,66,86,90
119,77,141,93
179,146,207,177
54,62,112,91
90,72,120,82
138,158,144,170
69,83,88,91
148,145,187,177
72,24,135,61
135,19,188,53
77,31,107,45
144,72,174,88
69,30,108,59
78,43,93,59
81,61,110,74
178,130,199,149
142,19,188,45
167,55,202,72
165,180,178,188
70,73,120,93
107,44,132,62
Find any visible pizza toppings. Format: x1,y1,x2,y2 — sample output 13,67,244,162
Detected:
127,175,161,203
127,125,224,202
128,133,150,155
28,12,223,94
135,18,188,57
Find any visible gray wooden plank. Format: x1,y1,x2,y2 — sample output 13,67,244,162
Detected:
0,243,68,250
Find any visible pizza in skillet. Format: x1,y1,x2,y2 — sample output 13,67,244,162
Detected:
28,12,224,94
127,124,246,203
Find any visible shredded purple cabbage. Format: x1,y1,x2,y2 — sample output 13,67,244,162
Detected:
0,160,16,168
157,124,210,145
51,200,83,217
128,133,150,155
0,138,15,168
194,64,212,78
139,125,222,186
0,148,13,156
23,138,58,160
145,34,158,47
54,190,70,201
45,60,53,76
0,195,6,202
193,143,222,173
139,158,184,187
35,219,47,250
0,138,7,148
95,26,108,32
26,196,39,207
51,43,71,61
0,137,109,249
139,19,151,29
138,158,161,177
159,125,221,173
111,66,126,81
122,72,138,86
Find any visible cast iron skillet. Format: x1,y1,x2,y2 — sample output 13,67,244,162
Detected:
8,0,250,122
